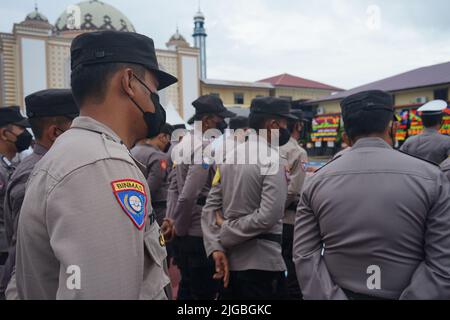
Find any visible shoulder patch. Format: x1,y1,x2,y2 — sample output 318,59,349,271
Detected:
160,159,168,171
111,179,148,230
397,150,440,167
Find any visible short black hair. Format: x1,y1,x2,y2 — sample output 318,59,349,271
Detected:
71,63,146,107
343,109,393,140
422,114,443,128
29,116,72,140
249,113,284,130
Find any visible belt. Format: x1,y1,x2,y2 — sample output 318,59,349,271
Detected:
196,197,207,206
148,211,157,226
342,288,391,301
152,201,167,209
0,252,8,265
254,234,282,245
286,201,299,212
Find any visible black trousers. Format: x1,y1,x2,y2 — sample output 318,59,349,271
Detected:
175,236,219,300
219,270,288,300
282,224,303,300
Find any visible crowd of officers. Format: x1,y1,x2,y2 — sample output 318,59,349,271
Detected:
0,30,449,300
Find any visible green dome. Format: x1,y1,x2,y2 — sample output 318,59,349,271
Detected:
55,0,135,33
26,10,49,23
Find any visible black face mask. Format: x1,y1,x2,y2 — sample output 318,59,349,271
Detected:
7,130,33,153
130,75,166,139
163,142,172,154
278,127,291,147
216,120,228,134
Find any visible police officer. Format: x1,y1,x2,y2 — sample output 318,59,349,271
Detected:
0,89,79,300
0,107,31,281
279,109,308,300
202,97,293,300
132,123,174,226
293,90,450,300
400,100,450,164
168,95,235,300
15,30,178,300
442,156,450,180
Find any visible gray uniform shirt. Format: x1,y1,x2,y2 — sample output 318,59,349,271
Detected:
294,137,450,300
15,117,169,300
168,132,215,237
279,137,308,225
202,138,287,272
441,157,450,180
4,144,48,247
400,128,450,164
131,144,171,225
0,156,14,255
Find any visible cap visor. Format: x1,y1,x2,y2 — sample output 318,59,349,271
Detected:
219,110,237,119
283,114,300,120
187,116,195,125
14,119,30,128
153,69,178,91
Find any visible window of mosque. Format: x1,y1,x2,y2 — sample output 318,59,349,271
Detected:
210,93,220,98
234,93,244,105
434,88,448,101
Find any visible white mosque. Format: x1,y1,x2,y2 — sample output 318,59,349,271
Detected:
0,0,208,124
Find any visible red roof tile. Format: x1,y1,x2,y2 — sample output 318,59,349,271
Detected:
258,73,344,91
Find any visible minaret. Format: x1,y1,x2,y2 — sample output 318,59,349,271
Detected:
193,8,207,79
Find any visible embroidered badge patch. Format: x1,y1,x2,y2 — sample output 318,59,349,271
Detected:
160,159,168,171
111,179,148,230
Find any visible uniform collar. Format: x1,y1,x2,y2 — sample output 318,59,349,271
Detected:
351,137,393,150
0,154,13,168
33,143,49,156
71,116,123,144
423,128,440,135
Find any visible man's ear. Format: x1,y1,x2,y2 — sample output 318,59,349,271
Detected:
121,68,136,98
0,127,12,141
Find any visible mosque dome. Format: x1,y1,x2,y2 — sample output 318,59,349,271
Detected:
20,5,53,28
194,10,205,20
55,0,135,33
166,28,190,49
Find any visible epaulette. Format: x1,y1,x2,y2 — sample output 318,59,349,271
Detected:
397,149,440,167
314,154,343,173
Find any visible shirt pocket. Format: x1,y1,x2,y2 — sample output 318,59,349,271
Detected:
144,222,167,267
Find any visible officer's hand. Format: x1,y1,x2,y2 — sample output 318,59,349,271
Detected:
215,210,225,227
161,218,175,243
212,251,230,288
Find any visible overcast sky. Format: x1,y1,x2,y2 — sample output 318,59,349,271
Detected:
1,0,449,89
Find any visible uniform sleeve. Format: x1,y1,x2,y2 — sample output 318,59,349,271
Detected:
6,176,27,247
0,170,8,252
219,165,287,249
165,170,178,220
201,168,225,257
172,164,211,237
146,154,167,198
400,140,410,153
286,148,307,208
400,173,450,300
44,162,145,300
293,181,348,300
